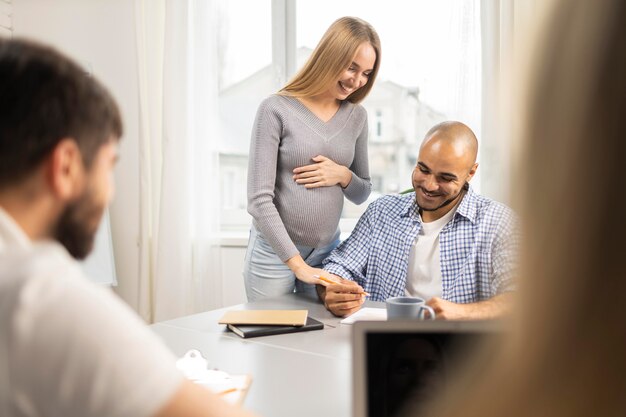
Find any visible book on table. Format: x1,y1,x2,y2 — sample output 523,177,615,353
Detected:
218,309,309,326
227,316,325,338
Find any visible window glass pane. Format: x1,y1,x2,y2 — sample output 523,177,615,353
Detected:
296,0,482,219
218,0,272,228
218,0,272,90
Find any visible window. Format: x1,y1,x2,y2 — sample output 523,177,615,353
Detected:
219,0,482,230
217,0,274,230
297,0,482,218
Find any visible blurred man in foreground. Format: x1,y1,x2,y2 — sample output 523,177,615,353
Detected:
0,38,255,417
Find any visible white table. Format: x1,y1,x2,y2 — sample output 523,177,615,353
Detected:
151,293,384,417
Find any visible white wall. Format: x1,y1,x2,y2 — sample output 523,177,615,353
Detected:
0,0,12,37
220,246,247,306
12,0,142,309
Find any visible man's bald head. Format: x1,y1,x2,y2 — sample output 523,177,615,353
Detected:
421,121,478,168
413,121,479,220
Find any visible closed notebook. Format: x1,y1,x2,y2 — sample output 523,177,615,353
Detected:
218,309,308,326
227,317,324,338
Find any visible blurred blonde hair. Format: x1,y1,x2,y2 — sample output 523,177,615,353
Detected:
419,0,626,416
278,16,381,104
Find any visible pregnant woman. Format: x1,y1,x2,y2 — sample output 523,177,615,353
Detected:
244,16,381,301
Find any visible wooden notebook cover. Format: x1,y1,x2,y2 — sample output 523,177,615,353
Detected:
218,309,308,326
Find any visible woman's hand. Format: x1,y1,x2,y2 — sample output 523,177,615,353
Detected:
285,255,334,286
293,155,352,188
294,264,330,286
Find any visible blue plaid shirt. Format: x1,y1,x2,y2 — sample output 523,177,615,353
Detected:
323,186,519,303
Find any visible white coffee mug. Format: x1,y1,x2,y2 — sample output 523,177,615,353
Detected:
386,296,436,320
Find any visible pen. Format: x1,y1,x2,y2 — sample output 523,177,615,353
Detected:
313,275,370,297
314,274,340,285
217,387,238,396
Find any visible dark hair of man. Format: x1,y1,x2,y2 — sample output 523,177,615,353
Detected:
0,38,123,188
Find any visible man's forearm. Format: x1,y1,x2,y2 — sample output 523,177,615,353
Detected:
459,293,512,319
427,293,512,320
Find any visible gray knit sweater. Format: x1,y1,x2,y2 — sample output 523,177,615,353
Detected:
247,94,371,262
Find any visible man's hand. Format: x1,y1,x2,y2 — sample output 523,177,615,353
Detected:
426,294,511,320
321,279,366,317
426,297,470,320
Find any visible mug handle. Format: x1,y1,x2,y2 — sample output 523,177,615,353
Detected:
419,305,436,320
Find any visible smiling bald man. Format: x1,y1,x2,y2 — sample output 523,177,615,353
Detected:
318,121,519,320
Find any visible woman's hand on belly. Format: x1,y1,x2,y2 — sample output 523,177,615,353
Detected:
293,155,352,189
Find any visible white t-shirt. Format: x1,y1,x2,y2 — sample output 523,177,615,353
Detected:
0,208,183,417
0,208,30,252
405,203,459,301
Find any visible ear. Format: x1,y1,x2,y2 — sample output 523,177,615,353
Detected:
466,162,479,182
46,139,85,200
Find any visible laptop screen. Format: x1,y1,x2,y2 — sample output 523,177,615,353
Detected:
352,320,502,417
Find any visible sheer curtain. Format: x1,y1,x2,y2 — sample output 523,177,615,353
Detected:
440,1,483,193
442,1,483,135
135,0,221,322
480,0,537,205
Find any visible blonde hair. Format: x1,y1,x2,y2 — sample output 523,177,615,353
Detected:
418,0,626,416
278,16,381,104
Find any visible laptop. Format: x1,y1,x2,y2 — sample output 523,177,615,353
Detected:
352,320,503,417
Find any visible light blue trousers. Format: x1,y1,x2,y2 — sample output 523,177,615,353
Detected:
243,225,340,302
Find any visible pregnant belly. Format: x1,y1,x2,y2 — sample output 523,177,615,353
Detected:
275,186,343,246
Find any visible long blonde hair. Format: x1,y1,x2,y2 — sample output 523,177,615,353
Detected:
279,16,381,104
420,1,626,416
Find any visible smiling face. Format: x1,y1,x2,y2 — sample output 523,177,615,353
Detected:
54,139,119,259
327,41,377,101
412,130,478,221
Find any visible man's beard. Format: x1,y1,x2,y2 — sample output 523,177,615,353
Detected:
53,189,104,260
418,182,468,212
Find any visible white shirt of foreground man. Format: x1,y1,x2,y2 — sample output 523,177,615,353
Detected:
0,208,183,417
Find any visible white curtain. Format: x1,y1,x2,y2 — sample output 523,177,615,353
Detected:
135,0,221,322
480,0,537,205
441,1,483,193
444,1,483,137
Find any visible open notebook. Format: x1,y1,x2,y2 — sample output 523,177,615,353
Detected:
176,349,252,405
340,307,387,324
